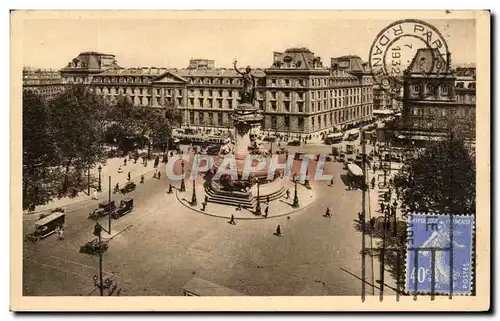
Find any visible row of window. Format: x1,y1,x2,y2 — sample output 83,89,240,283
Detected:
412,106,475,118
185,105,373,132
268,105,373,131
412,84,450,95
267,77,367,88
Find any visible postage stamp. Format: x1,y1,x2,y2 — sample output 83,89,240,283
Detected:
406,213,474,295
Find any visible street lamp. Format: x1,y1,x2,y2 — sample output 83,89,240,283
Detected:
255,178,262,215
292,177,299,208
97,165,102,192
191,179,197,206
92,222,110,296
180,161,186,192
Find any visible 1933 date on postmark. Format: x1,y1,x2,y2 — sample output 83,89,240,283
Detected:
406,213,474,296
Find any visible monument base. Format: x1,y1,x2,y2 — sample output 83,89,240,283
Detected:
204,178,286,210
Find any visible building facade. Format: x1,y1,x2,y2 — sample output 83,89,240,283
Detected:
61,48,375,135
23,67,64,100
60,51,120,84
401,49,476,139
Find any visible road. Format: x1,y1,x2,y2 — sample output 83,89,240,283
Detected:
23,143,396,296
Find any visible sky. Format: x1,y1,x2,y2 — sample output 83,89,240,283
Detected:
20,16,476,70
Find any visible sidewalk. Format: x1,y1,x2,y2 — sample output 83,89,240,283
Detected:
25,156,163,215
176,178,317,220
366,160,403,222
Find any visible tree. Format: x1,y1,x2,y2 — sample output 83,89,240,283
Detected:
393,133,475,215
22,90,59,210
49,85,107,196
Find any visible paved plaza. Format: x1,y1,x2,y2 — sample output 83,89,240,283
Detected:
23,142,398,296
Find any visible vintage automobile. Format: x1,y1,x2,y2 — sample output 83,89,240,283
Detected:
25,211,66,243
338,153,346,163
111,198,134,219
89,201,116,220
79,238,109,255
120,182,136,194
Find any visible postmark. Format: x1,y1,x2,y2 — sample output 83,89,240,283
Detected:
406,213,474,295
369,19,451,100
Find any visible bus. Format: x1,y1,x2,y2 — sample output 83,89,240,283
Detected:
345,129,360,141
25,211,66,243
325,133,343,145
347,163,365,189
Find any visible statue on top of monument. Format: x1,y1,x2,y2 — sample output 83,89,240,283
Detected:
233,59,257,104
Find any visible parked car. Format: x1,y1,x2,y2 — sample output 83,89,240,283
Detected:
89,201,116,220
80,239,109,255
120,182,136,194
111,198,134,219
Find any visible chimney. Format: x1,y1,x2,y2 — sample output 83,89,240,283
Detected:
446,52,452,73
273,52,282,63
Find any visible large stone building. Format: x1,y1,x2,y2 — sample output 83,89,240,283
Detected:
60,51,120,84
400,49,476,140
22,67,64,100
59,48,375,135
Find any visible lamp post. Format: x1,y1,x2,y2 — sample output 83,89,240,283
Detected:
191,179,197,206
255,179,262,215
180,161,186,192
292,177,299,208
97,165,102,192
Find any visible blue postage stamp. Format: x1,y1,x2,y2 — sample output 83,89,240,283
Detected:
406,213,474,295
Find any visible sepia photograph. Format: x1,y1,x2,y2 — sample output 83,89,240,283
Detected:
10,10,490,311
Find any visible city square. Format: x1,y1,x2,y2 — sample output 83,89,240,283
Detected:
19,14,478,299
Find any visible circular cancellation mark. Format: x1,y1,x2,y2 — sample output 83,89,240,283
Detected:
369,19,451,100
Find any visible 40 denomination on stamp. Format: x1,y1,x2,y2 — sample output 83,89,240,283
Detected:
406,213,474,295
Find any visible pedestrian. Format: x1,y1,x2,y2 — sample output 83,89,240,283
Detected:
118,166,123,174
157,171,161,179
92,189,99,200
127,172,131,182
229,214,236,225
153,171,157,178
324,207,331,218
201,202,206,211
205,195,209,204
140,175,144,184
264,206,269,217
276,225,282,237
168,184,173,194
372,164,376,174
267,195,270,204
358,212,362,221
114,183,119,193
330,178,334,186
370,217,375,229
124,158,127,166
285,189,290,199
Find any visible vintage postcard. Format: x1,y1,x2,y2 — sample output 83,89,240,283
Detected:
11,10,490,311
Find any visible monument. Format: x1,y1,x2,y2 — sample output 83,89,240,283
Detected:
203,60,287,212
